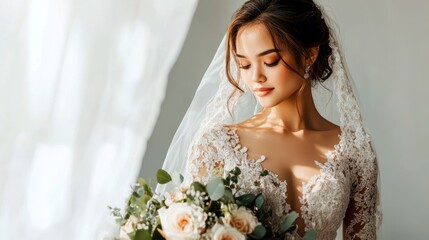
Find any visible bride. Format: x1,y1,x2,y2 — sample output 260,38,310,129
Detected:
159,0,382,239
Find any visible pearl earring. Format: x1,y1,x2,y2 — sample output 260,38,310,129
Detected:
304,64,311,80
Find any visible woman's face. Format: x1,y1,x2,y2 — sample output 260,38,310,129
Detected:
235,23,305,108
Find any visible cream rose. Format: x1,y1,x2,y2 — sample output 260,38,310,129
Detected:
226,206,259,235
164,190,186,206
119,215,139,240
210,223,246,240
158,203,206,240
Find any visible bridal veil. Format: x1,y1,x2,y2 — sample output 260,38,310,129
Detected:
156,1,382,239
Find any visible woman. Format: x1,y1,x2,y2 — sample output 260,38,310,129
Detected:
161,0,382,239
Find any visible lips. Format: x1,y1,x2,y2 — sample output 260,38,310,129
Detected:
253,87,274,97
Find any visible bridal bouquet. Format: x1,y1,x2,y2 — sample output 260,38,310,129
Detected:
110,167,316,240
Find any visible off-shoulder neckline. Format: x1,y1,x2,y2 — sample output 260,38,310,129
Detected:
219,124,344,236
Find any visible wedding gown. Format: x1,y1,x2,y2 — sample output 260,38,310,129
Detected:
184,123,381,240
159,15,383,238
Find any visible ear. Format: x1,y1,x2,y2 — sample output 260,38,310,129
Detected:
306,45,319,65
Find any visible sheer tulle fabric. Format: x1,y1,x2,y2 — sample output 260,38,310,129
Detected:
0,1,197,239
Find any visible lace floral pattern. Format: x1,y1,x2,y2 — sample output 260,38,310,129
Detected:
185,124,381,240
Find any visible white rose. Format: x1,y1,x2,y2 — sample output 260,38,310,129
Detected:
164,190,186,206
210,223,246,240
158,203,206,240
119,215,139,239
226,206,259,235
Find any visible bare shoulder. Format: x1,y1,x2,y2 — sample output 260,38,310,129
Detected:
316,121,342,147
321,121,341,137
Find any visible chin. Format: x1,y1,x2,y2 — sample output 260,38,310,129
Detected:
256,99,280,108
256,93,298,108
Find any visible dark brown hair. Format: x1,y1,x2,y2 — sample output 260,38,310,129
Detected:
226,0,333,93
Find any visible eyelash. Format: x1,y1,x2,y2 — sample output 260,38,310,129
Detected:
239,59,281,70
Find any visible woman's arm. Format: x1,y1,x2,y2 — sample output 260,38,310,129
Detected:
343,146,380,239
184,128,225,185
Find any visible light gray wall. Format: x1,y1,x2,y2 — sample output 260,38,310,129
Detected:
142,1,429,238
140,0,245,179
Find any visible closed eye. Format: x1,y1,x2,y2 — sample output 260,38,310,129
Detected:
265,59,280,67
239,59,280,70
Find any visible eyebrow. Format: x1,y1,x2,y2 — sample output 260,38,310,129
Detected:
236,48,279,58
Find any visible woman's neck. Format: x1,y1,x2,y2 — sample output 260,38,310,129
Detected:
256,85,326,132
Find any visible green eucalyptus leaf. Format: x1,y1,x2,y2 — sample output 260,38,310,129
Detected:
157,169,172,184
129,196,137,206
207,178,225,201
127,232,136,240
250,225,266,239
280,211,298,234
143,184,153,197
132,191,140,198
138,178,147,187
137,187,145,197
134,229,151,240
255,193,264,209
142,195,151,205
236,193,256,206
225,176,231,185
190,181,206,193
115,218,123,225
221,187,234,203
302,229,317,240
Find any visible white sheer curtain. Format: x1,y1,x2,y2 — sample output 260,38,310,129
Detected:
0,0,197,239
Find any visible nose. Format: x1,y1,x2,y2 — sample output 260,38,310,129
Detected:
251,65,266,83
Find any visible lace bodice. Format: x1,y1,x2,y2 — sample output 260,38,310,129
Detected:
185,124,381,240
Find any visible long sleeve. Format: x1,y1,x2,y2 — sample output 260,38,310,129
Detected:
343,143,381,240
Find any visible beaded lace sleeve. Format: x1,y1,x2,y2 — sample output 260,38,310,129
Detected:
183,126,227,185
343,141,381,240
